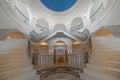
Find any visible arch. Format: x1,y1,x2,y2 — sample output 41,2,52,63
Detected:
73,41,80,45
54,41,66,46
0,29,27,40
49,38,72,49
48,38,73,55
7,31,26,39
95,29,113,36
54,24,66,30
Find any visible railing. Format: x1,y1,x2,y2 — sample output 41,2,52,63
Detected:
1,0,48,32
36,54,82,80
14,5,49,31
38,54,81,70
33,49,86,80
90,3,104,22
14,5,29,23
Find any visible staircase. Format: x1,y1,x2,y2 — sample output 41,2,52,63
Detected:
81,36,120,80
0,39,39,80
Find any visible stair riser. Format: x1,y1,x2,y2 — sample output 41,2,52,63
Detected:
0,66,33,75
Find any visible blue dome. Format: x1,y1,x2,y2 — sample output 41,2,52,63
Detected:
41,0,77,12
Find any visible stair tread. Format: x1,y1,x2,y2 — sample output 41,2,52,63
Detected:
84,69,119,80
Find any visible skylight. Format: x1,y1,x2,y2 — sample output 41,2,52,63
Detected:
41,0,77,12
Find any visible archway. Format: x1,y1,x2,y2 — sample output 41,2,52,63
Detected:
95,29,113,36
53,41,68,64
7,31,26,39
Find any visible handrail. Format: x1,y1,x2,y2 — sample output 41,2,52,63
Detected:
14,6,49,31
90,3,104,20
1,0,49,32
14,5,29,21
41,71,80,78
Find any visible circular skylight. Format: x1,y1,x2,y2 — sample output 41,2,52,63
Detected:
40,0,77,12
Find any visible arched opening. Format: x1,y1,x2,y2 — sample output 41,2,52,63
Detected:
95,29,113,36
7,32,26,39
54,24,66,30
54,41,68,64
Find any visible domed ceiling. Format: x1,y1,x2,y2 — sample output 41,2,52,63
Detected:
2,0,115,34
40,0,77,12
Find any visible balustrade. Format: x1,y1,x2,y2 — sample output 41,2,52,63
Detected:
38,54,81,70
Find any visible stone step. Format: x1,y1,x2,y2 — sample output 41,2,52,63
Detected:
84,69,119,80
0,50,27,54
0,58,30,65
93,49,120,52
93,48,120,51
89,60,120,69
92,52,120,55
92,46,120,49
7,70,36,80
36,75,40,80
92,42,120,45
92,40,120,44
91,36,120,40
0,49,27,53
92,40,120,46
92,54,120,58
0,56,29,62
91,55,120,58
0,65,33,75
0,39,28,45
92,39,120,42
0,39,28,55
26,75,36,80
0,64,31,72
86,64,120,78
0,41,27,45
0,51,27,54
0,55,29,61
0,68,35,79
0,39,36,80
81,73,99,80
30,75,39,80
0,44,27,46
91,56,120,61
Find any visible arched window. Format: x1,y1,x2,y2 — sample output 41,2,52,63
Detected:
7,32,25,39
95,29,113,36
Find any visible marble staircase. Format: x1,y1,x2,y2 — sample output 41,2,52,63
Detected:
81,36,120,80
0,39,39,80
